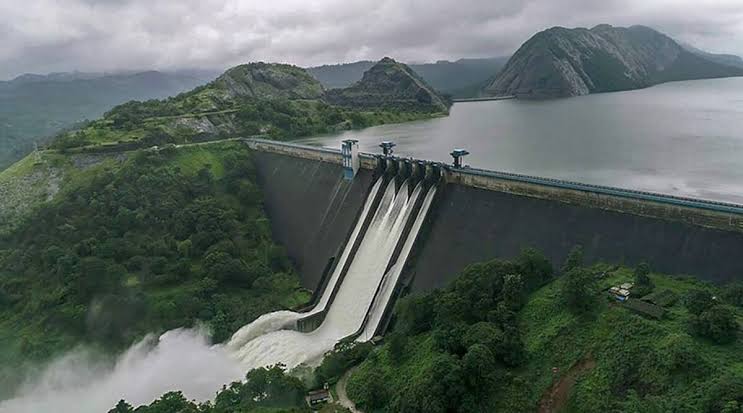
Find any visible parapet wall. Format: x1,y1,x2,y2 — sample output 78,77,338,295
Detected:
246,139,743,290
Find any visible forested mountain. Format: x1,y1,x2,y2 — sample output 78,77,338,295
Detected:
308,57,508,97
0,71,214,171
324,57,450,112
50,58,449,151
485,24,743,99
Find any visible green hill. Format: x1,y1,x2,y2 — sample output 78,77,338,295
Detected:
345,255,742,412
0,71,213,171
324,57,450,113
50,59,448,152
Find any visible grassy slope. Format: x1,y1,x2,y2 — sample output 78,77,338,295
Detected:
0,71,209,171
0,150,126,235
507,266,742,412
349,265,742,412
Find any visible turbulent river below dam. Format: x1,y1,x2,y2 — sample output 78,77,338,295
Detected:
0,177,437,413
301,77,743,204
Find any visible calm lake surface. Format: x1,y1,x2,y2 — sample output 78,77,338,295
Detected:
299,77,743,204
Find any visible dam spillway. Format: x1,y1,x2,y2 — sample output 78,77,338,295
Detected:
225,158,438,369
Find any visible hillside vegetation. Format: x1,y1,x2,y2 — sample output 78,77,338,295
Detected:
0,142,309,397
50,59,449,152
0,71,211,171
346,250,743,412
324,57,450,112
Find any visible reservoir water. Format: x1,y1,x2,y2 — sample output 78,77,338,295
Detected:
299,77,743,204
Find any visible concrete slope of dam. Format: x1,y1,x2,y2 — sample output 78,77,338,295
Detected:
251,151,373,289
413,183,743,291
226,168,437,369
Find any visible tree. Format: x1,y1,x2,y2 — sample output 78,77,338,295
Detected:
633,262,655,297
561,245,584,274
503,273,526,310
462,321,504,355
136,392,200,413
395,293,435,335
517,247,553,291
314,341,373,385
108,400,134,413
461,344,499,411
561,267,597,314
432,322,468,355
389,354,464,413
351,368,389,410
242,364,305,408
498,325,526,367
685,289,715,316
722,282,743,308
691,305,738,344
177,239,193,258
387,331,407,362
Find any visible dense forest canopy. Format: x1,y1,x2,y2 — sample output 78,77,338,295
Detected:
0,142,309,397
346,251,743,412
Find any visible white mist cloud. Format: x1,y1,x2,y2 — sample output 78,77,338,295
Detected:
0,329,243,413
1,0,743,79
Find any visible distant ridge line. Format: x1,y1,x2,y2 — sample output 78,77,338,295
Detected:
452,95,515,103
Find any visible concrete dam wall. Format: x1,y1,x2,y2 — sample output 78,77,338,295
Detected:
247,139,743,295
251,150,373,290
413,183,743,291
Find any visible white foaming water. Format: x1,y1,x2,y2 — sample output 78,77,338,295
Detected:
359,184,436,341
0,329,243,413
229,178,419,369
311,177,384,313
1,177,435,413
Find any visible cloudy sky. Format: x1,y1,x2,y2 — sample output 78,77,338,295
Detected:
2,0,743,80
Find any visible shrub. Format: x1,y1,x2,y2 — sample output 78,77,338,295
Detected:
691,305,738,344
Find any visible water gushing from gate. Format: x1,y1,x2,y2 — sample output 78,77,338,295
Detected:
226,174,434,371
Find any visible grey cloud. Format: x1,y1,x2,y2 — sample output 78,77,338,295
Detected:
1,0,743,79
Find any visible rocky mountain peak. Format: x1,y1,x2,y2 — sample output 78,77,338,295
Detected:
324,57,450,113
483,24,743,99
213,62,325,100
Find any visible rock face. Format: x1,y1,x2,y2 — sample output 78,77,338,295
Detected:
213,62,325,100
324,57,450,113
484,24,743,99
